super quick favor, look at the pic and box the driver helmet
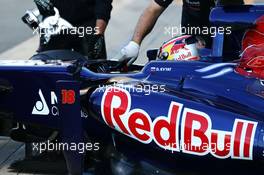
[236,15,264,79]
[242,15,264,50]
[236,44,264,79]
[158,35,200,61]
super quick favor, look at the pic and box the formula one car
[1,4,264,175]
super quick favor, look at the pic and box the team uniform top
[51,0,113,26]
[155,0,215,29]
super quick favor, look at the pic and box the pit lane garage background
[0,0,262,63]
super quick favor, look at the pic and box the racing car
[0,3,264,175]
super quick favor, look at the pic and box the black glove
[93,35,106,59]
[34,0,55,18]
[82,34,106,60]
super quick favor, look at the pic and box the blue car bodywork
[0,5,264,175]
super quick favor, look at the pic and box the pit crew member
[114,0,244,65]
[34,0,113,60]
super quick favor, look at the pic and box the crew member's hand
[113,41,140,66]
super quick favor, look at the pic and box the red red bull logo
[170,43,185,55]
[101,87,258,160]
[247,56,264,68]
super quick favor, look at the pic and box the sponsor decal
[32,89,59,116]
[32,89,76,116]
[101,87,258,160]
[32,89,50,115]
[185,0,200,6]
[150,67,172,72]
[247,56,264,68]
[172,47,193,61]
[170,43,185,55]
